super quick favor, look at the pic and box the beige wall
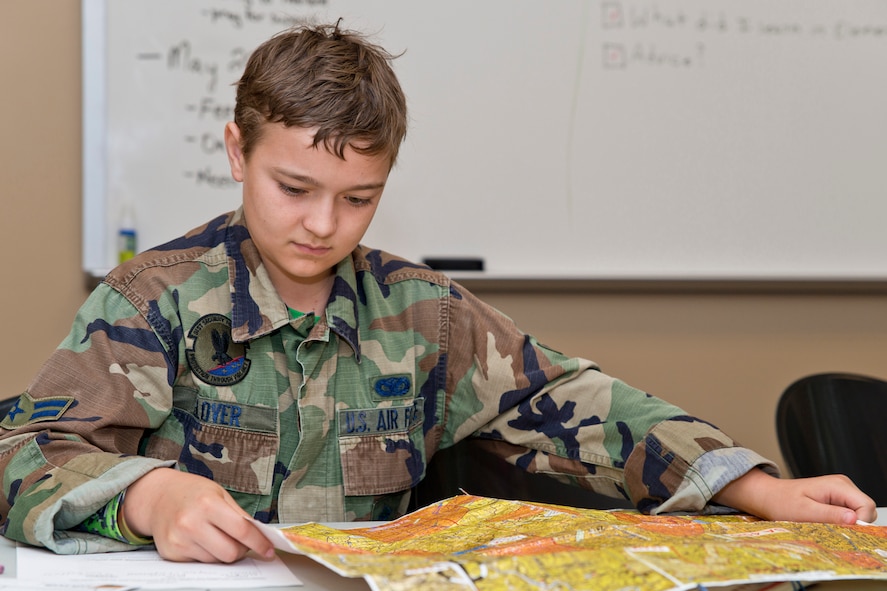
[1,1,85,390]
[4,1,887,477]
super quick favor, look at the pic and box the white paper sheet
[13,544,301,589]
[252,520,302,553]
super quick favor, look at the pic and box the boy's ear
[224,122,245,182]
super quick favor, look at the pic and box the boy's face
[224,122,390,293]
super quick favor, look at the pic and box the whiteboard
[83,0,887,280]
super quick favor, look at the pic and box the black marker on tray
[422,258,485,272]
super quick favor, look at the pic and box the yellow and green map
[262,495,887,591]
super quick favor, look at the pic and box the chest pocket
[338,398,426,496]
[144,387,278,496]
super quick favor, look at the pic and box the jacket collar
[224,208,362,360]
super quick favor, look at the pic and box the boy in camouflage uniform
[0,23,874,563]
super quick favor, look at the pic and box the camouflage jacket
[0,209,776,554]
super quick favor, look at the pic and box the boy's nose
[303,199,336,237]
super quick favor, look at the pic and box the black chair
[412,437,633,512]
[0,396,19,421]
[776,373,887,506]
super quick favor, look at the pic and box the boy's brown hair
[233,22,408,167]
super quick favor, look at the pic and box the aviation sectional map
[259,494,887,591]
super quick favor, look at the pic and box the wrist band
[117,489,153,545]
[76,490,153,545]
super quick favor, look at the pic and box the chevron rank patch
[0,392,75,429]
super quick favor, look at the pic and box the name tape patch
[338,398,424,437]
[173,388,278,433]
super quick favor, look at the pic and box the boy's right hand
[120,468,276,563]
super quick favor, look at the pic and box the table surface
[2,515,885,591]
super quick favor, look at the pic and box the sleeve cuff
[651,446,780,515]
[28,457,174,554]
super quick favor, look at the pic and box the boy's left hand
[712,468,877,525]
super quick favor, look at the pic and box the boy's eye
[279,183,306,197]
[346,195,373,207]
